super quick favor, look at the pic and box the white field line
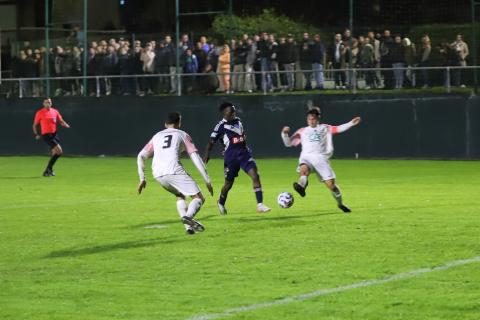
[188,256,480,320]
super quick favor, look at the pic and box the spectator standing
[268,34,280,90]
[245,38,257,93]
[299,41,313,90]
[232,39,247,92]
[164,35,178,94]
[278,35,297,90]
[310,34,326,89]
[417,35,432,88]
[390,35,406,89]
[380,30,394,89]
[258,32,273,92]
[182,48,198,93]
[451,34,469,87]
[367,31,381,88]
[330,33,347,89]
[403,38,416,88]
[358,37,375,89]
[140,42,156,95]
[218,44,232,94]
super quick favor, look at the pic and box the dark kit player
[33,98,70,177]
[204,102,271,214]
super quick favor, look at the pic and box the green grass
[0,157,479,320]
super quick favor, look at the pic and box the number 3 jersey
[141,128,198,178]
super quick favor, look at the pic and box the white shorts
[155,174,201,197]
[298,154,336,181]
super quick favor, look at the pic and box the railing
[0,66,478,98]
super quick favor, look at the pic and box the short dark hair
[307,107,321,117]
[219,101,235,112]
[165,112,181,124]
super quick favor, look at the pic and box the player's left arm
[57,113,70,128]
[137,140,154,194]
[330,117,361,134]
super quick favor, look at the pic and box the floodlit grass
[0,157,479,320]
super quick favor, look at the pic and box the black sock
[47,154,61,170]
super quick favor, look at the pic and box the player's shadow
[0,176,42,179]
[44,236,189,258]
[128,214,218,229]
[233,211,342,223]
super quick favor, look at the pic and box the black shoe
[43,169,53,177]
[293,182,306,197]
[191,219,205,232]
[338,204,351,213]
[186,228,195,235]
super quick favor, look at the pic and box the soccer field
[0,157,479,320]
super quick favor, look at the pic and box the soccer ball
[277,192,294,208]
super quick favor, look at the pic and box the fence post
[446,67,451,93]
[19,80,23,98]
[352,68,357,94]
[96,76,100,97]
[177,73,182,96]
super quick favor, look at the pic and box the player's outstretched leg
[217,180,233,215]
[247,168,271,213]
[293,165,309,197]
[325,179,351,213]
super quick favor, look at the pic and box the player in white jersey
[137,112,213,235]
[281,107,361,212]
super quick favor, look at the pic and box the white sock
[299,175,308,188]
[186,198,203,218]
[176,199,190,230]
[331,185,343,205]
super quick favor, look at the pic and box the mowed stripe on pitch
[188,256,480,320]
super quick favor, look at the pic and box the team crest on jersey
[308,127,327,142]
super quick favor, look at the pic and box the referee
[32,98,70,177]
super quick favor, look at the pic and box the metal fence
[0,66,477,99]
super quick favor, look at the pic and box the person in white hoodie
[281,107,361,212]
[137,112,213,234]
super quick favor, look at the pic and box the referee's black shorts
[42,132,60,149]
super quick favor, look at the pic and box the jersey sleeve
[55,110,63,122]
[137,138,154,181]
[290,128,303,146]
[142,139,154,157]
[182,133,198,155]
[328,121,354,135]
[34,111,41,125]
[209,122,224,143]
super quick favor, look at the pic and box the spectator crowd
[9,29,470,97]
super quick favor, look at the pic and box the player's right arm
[137,139,154,194]
[203,121,223,164]
[281,126,302,147]
[33,111,41,140]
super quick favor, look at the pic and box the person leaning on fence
[390,35,406,89]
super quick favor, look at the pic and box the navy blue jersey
[209,117,248,154]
